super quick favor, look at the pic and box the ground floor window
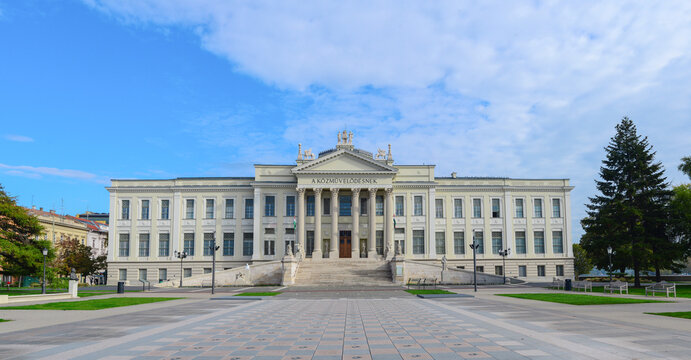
[184,233,195,256]
[476,266,484,273]
[264,239,275,256]
[553,231,563,253]
[138,269,147,281]
[376,230,384,255]
[119,268,127,280]
[139,234,150,257]
[159,233,170,257]
[204,268,212,274]
[537,265,546,277]
[534,231,545,254]
[223,232,234,256]
[556,265,564,276]
[435,232,445,255]
[518,265,527,277]
[495,266,503,276]
[243,233,253,256]
[306,231,314,257]
[413,230,424,254]
[184,268,192,278]
[491,231,502,254]
[453,232,465,255]
[515,231,526,254]
[203,233,215,256]
[473,231,484,254]
[158,268,167,282]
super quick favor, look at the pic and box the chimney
[39,207,43,211]
[49,210,55,214]
[451,172,457,178]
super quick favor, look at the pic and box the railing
[138,279,151,291]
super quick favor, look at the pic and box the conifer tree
[581,117,673,286]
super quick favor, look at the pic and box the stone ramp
[293,259,393,286]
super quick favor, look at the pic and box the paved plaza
[1,286,690,359]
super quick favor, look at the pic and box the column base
[329,249,339,259]
[368,250,379,259]
[312,249,323,259]
[351,249,360,259]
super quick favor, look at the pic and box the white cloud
[4,134,34,142]
[83,0,691,239]
[0,163,108,184]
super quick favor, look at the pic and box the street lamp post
[41,248,48,294]
[607,245,613,283]
[469,241,479,292]
[499,248,511,285]
[210,236,220,294]
[174,250,188,288]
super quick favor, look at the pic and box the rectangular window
[518,265,527,277]
[184,268,192,278]
[185,199,195,219]
[223,232,234,256]
[495,266,503,276]
[183,233,195,256]
[206,199,215,219]
[265,228,275,235]
[552,198,561,218]
[473,199,482,218]
[141,200,150,220]
[435,199,444,218]
[453,232,465,255]
[264,239,275,256]
[473,231,484,254]
[119,233,130,257]
[395,228,405,255]
[139,233,149,257]
[161,199,170,219]
[395,196,404,216]
[556,265,564,276]
[339,195,351,216]
[435,232,446,255]
[360,198,367,215]
[413,230,425,254]
[306,195,315,216]
[552,230,564,253]
[454,199,463,218]
[376,195,384,216]
[491,199,500,218]
[286,196,295,217]
[225,199,234,219]
[515,198,524,218]
[265,196,275,217]
[158,268,167,282]
[323,198,330,215]
[491,231,502,254]
[121,200,130,220]
[245,199,254,219]
[376,230,384,255]
[204,268,212,274]
[413,196,423,216]
[476,266,484,273]
[515,231,526,254]
[159,233,170,257]
[243,232,253,256]
[119,269,127,280]
[203,233,215,256]
[537,265,546,277]
[285,228,295,235]
[534,231,545,254]
[139,269,147,281]
[534,198,543,218]
[306,230,314,257]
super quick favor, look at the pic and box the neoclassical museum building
[107,131,574,284]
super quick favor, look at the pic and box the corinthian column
[351,188,361,258]
[297,188,305,258]
[313,188,323,259]
[330,188,340,259]
[368,188,377,258]
[385,188,394,259]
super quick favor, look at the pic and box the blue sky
[1,1,690,241]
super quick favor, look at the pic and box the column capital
[314,188,323,196]
[368,188,378,197]
[351,188,361,196]
[330,188,340,197]
[297,188,306,195]
[385,188,393,195]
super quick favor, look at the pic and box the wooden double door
[339,230,351,258]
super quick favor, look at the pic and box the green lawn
[0,297,182,310]
[406,289,456,295]
[234,292,282,296]
[497,293,669,305]
[0,289,142,298]
[0,319,10,322]
[646,311,691,319]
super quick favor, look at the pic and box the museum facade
[106,131,574,284]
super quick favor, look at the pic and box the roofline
[110,177,255,181]
[435,177,571,181]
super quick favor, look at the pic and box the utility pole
[469,241,479,292]
[211,236,220,294]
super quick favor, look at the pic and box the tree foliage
[581,117,675,286]
[0,184,55,276]
[572,243,593,277]
[54,238,107,277]
[679,156,691,180]
[669,184,691,260]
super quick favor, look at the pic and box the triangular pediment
[292,150,397,174]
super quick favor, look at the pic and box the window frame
[138,233,150,257]
[244,198,254,219]
[264,195,275,217]
[453,198,463,218]
[514,198,524,218]
[205,198,215,219]
[472,198,482,218]
[533,198,543,218]
[160,199,170,220]
[395,195,404,217]
[413,195,424,216]
[185,198,195,220]
[435,231,446,255]
[453,231,465,255]
[121,199,130,220]
[534,230,545,254]
[158,233,170,257]
[223,232,234,256]
[224,198,235,219]
[491,198,501,218]
[285,195,296,217]
[435,198,444,219]
[552,198,561,218]
[140,199,150,220]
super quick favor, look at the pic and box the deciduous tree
[572,243,593,278]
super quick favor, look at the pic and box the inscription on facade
[311,178,378,184]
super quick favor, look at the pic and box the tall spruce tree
[581,117,672,286]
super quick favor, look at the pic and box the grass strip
[0,297,182,310]
[406,289,456,295]
[0,319,10,322]
[646,311,691,319]
[234,292,281,296]
[497,293,668,305]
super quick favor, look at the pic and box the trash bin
[117,281,125,294]
[564,279,572,291]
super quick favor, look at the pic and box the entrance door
[339,230,351,258]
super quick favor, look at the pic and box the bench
[407,278,438,289]
[551,277,565,290]
[604,280,629,294]
[572,280,592,292]
[645,281,676,298]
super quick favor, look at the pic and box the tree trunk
[655,266,661,282]
[633,256,641,287]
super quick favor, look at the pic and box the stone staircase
[293,259,393,286]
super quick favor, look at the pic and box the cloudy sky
[1,1,690,240]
